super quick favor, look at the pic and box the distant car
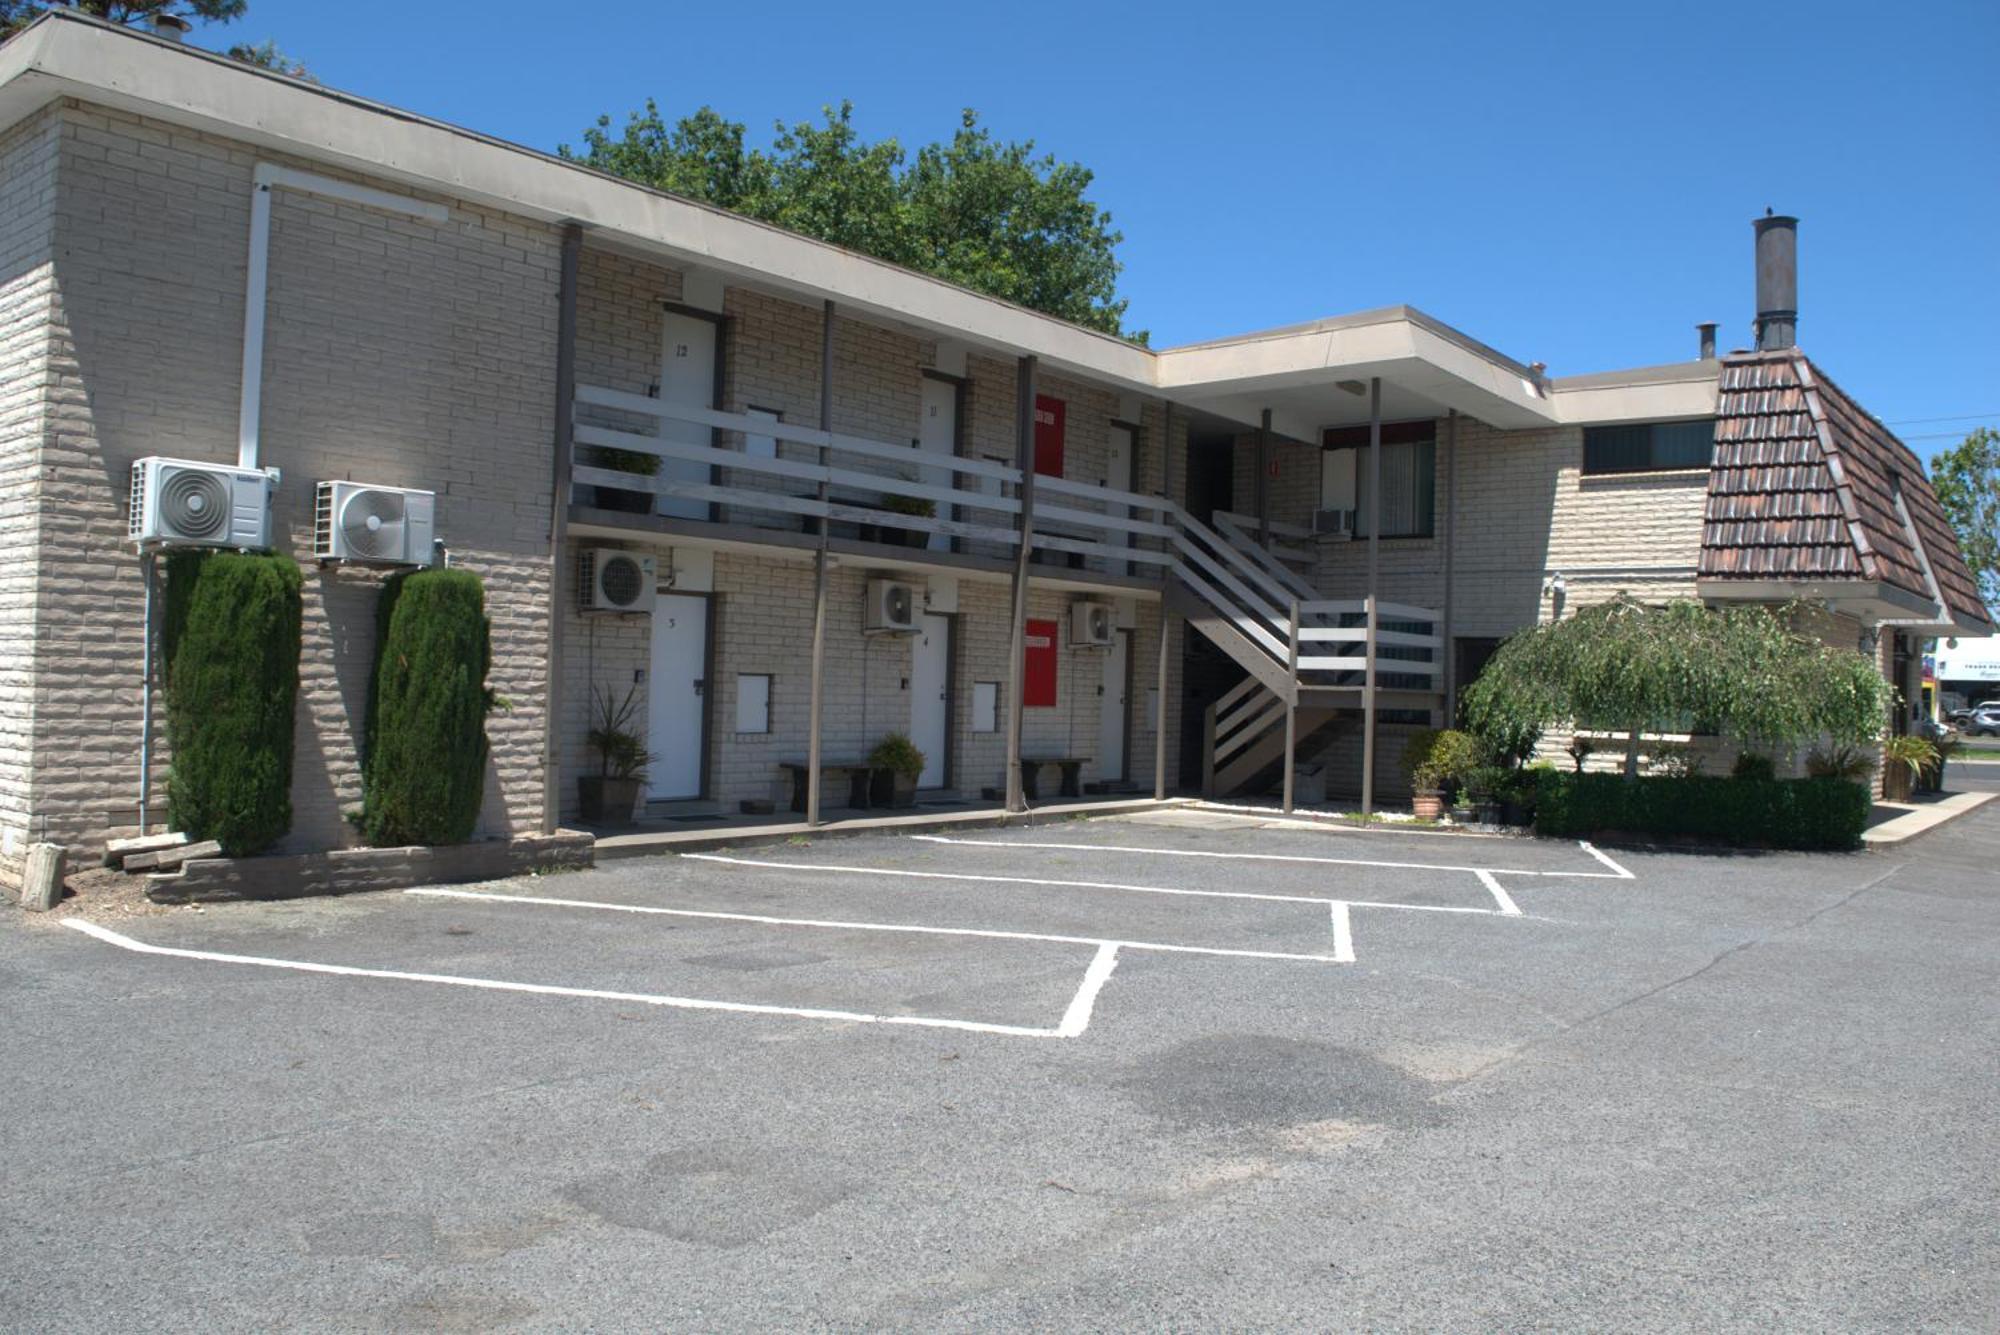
[1966,705,2000,737]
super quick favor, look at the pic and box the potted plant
[587,444,660,514]
[1402,728,1443,819]
[1880,734,1937,802]
[1465,764,1509,826]
[1426,729,1484,810]
[579,683,654,823]
[867,732,926,808]
[880,492,936,547]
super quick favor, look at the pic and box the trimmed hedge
[166,552,304,856]
[361,568,493,846]
[1533,771,1871,851]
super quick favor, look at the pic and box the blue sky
[233,0,1998,464]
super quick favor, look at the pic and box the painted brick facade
[38,101,556,856]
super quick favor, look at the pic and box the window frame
[1580,419,1716,476]
[1321,420,1437,539]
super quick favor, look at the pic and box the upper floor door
[918,375,959,553]
[656,308,719,521]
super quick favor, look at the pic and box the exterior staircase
[1155,508,1443,803]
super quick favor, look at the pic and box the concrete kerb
[1862,791,1997,847]
[590,798,1197,860]
[145,831,596,904]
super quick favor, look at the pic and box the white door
[917,376,958,552]
[656,310,718,521]
[1104,423,1134,571]
[910,612,950,789]
[1097,630,1129,784]
[648,593,707,799]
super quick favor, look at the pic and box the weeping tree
[1462,597,1891,778]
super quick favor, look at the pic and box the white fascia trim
[1550,374,1720,425]
[1,15,1157,394]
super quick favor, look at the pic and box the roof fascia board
[1550,373,1719,425]
[3,15,1157,392]
[1697,577,1941,621]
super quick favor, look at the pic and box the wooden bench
[778,762,874,813]
[1019,756,1086,801]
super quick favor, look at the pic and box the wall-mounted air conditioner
[1070,600,1115,649]
[1312,508,1356,540]
[129,456,274,550]
[314,481,436,565]
[864,577,918,634]
[578,548,656,614]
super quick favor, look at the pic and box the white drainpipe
[237,163,448,469]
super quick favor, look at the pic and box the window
[1582,420,1714,475]
[1322,422,1435,537]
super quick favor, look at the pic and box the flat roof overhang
[1696,576,1955,628]
[0,12,1728,438]
[1154,306,1560,440]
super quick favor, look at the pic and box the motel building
[0,12,1991,885]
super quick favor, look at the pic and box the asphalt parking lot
[4,804,1997,1330]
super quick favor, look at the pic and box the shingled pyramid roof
[1703,349,1992,631]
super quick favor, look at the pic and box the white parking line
[404,888,1351,964]
[1475,870,1523,917]
[682,852,1338,907]
[1579,842,1635,879]
[60,918,1109,1040]
[908,833,1623,880]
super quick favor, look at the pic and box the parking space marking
[404,888,1352,964]
[61,918,1107,1040]
[1476,870,1524,917]
[909,833,1625,880]
[1579,842,1635,878]
[681,852,1339,908]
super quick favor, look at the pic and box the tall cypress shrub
[361,568,494,846]
[165,552,304,856]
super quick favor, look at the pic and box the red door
[1034,395,1065,477]
[1023,618,1058,707]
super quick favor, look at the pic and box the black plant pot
[868,768,919,809]
[578,775,642,824]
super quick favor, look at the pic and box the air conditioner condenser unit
[578,548,657,614]
[129,456,274,550]
[1070,600,1115,649]
[864,577,918,634]
[314,480,437,565]
[1312,508,1356,540]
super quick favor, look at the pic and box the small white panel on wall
[1117,393,1143,424]
[1321,448,1357,511]
[926,575,959,614]
[932,340,968,379]
[735,674,771,734]
[680,269,726,313]
[665,546,714,592]
[1114,596,1139,630]
[972,681,999,733]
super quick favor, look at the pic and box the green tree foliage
[1930,426,1999,612]
[1,2,308,79]
[1462,597,1891,776]
[361,568,495,847]
[564,102,1139,340]
[165,551,302,856]
[1532,772,1870,850]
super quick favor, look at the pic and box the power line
[1886,412,2000,426]
[1901,429,1993,442]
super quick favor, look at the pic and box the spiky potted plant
[580,683,654,823]
[1880,734,1937,803]
[586,444,661,514]
[867,732,926,809]
[881,491,936,548]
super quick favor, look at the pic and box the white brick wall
[37,101,557,855]
[0,107,60,887]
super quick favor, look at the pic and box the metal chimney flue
[150,13,192,41]
[1753,211,1798,351]
[1696,322,1718,360]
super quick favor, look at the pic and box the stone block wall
[0,107,61,889]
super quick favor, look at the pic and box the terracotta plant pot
[1412,789,1443,820]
